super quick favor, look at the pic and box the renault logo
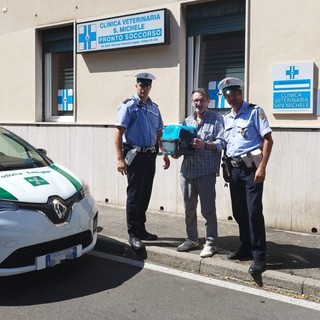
[52,199,67,219]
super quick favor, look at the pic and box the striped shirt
[180,109,225,179]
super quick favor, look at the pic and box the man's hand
[163,154,170,169]
[117,159,127,175]
[254,166,266,184]
[192,138,205,149]
[171,153,181,159]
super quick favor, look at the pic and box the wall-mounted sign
[58,89,73,111]
[272,62,314,114]
[76,9,169,53]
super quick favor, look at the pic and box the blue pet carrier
[161,125,197,155]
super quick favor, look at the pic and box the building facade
[1,0,320,234]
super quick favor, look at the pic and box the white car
[0,127,98,276]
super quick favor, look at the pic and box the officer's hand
[254,167,265,183]
[117,159,127,175]
[163,154,170,169]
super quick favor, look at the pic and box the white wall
[249,0,320,127]
[3,124,320,235]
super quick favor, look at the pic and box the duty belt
[124,144,157,153]
[136,146,157,153]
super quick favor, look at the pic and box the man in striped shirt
[173,88,225,258]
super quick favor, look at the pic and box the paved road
[0,252,319,320]
[95,203,320,300]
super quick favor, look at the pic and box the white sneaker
[200,238,216,258]
[177,239,199,252]
[200,245,216,258]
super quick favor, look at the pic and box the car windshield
[0,128,51,172]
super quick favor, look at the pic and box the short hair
[191,88,210,100]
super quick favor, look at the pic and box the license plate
[36,245,82,270]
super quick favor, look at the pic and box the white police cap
[134,72,156,84]
[218,77,244,94]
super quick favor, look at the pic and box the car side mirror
[37,148,47,156]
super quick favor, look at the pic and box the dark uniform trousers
[126,152,157,237]
[229,166,266,261]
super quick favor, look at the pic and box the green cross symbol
[25,176,49,186]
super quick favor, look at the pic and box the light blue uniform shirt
[116,94,164,147]
[223,101,272,157]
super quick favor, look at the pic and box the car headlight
[0,201,19,212]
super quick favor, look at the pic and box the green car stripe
[50,165,82,191]
[0,187,18,201]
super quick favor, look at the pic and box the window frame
[44,52,75,122]
[42,23,76,123]
[185,0,246,116]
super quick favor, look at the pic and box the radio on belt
[161,125,197,155]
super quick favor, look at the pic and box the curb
[95,234,320,301]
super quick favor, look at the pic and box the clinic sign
[272,62,314,114]
[76,9,169,53]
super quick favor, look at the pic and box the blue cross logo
[58,89,73,111]
[286,66,299,79]
[78,24,97,51]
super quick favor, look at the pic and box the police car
[0,127,98,276]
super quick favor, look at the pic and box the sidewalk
[95,203,320,301]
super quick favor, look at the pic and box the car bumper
[0,195,98,276]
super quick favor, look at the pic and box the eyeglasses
[192,98,207,103]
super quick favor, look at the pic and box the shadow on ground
[0,237,143,306]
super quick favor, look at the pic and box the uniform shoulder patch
[248,103,265,119]
[122,98,132,104]
[259,112,266,120]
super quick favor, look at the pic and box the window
[42,26,74,122]
[186,0,245,113]
[0,128,49,171]
[197,32,245,90]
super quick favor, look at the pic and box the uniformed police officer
[114,72,170,250]
[219,77,273,274]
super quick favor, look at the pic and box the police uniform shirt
[116,94,164,147]
[223,101,272,157]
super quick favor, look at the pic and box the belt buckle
[145,147,156,153]
[131,145,141,152]
[230,160,240,168]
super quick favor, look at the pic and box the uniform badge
[259,113,265,120]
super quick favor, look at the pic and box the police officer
[114,72,170,250]
[219,77,273,274]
